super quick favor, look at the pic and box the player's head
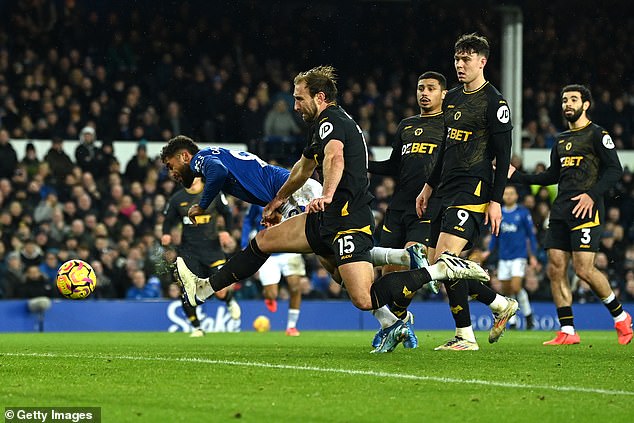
[454,33,489,85]
[293,65,338,122]
[503,185,519,207]
[160,135,200,188]
[561,84,592,124]
[417,71,447,113]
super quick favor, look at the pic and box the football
[253,315,271,332]
[56,259,97,299]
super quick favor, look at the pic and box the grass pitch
[1,331,632,422]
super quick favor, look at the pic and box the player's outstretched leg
[370,252,489,310]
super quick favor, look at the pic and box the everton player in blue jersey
[483,185,538,329]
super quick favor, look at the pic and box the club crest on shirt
[319,122,333,139]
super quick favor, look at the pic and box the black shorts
[379,208,429,248]
[305,205,375,266]
[434,189,488,250]
[178,246,226,278]
[543,214,603,252]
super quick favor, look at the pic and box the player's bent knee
[349,296,373,311]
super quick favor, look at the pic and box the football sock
[372,305,399,328]
[210,238,270,291]
[287,309,300,329]
[557,306,575,333]
[456,325,476,343]
[466,279,496,305]
[389,301,409,319]
[182,299,200,329]
[445,279,471,327]
[517,288,532,316]
[489,294,510,313]
[370,247,408,267]
[370,268,432,309]
[600,292,626,321]
[223,289,234,304]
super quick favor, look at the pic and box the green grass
[1,331,633,422]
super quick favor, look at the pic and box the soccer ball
[56,259,97,299]
[253,315,271,332]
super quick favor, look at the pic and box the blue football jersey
[190,147,290,209]
[488,204,538,260]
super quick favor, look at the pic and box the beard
[564,107,583,123]
[180,167,195,188]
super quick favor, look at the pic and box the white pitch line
[4,352,634,397]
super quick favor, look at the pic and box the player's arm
[509,146,560,186]
[368,128,402,175]
[308,140,344,213]
[416,137,445,217]
[189,159,228,221]
[570,133,622,219]
[263,155,316,225]
[486,130,512,235]
[586,133,623,204]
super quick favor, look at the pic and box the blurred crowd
[0,0,633,302]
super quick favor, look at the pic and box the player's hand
[416,184,433,218]
[308,195,333,213]
[508,164,517,179]
[261,210,282,227]
[262,196,286,225]
[571,193,594,219]
[486,201,502,236]
[187,204,205,224]
[218,231,233,248]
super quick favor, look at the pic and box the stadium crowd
[0,0,633,303]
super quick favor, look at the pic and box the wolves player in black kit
[510,84,632,345]
[370,33,518,351]
[162,177,241,336]
[368,71,447,348]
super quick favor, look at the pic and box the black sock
[467,279,497,305]
[222,289,234,305]
[557,306,574,328]
[370,268,432,309]
[445,279,471,327]
[182,298,200,329]
[389,302,410,319]
[211,238,270,291]
[603,296,624,318]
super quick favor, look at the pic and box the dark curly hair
[160,135,200,163]
[561,84,593,107]
[455,33,490,59]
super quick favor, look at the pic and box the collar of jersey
[463,81,489,95]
